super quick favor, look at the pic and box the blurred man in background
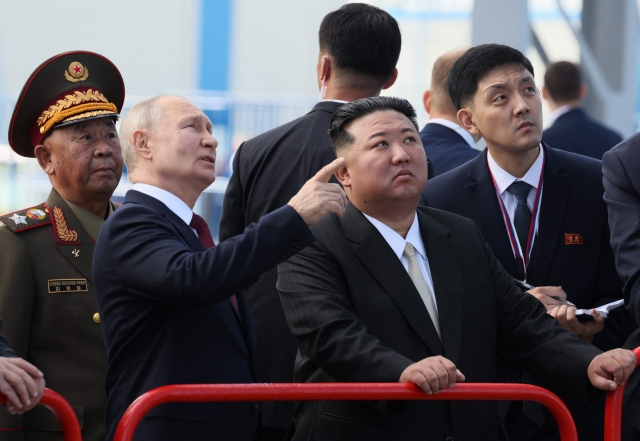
[420,48,481,176]
[219,4,404,439]
[0,51,125,441]
[542,61,622,159]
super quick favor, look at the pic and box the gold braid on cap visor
[36,89,117,135]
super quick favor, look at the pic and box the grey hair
[119,96,167,173]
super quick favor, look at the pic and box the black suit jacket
[420,122,480,176]
[94,190,314,441]
[543,108,622,160]
[220,101,434,429]
[422,145,630,440]
[277,203,601,441]
[0,319,16,358]
[603,133,640,430]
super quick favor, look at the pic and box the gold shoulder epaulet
[0,204,51,233]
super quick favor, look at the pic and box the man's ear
[34,144,54,176]
[579,83,588,101]
[457,108,480,135]
[320,55,331,82]
[382,68,398,90]
[132,130,153,160]
[423,90,432,114]
[334,155,351,188]
[541,85,550,100]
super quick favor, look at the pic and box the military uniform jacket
[0,189,114,441]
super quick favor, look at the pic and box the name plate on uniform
[48,278,88,293]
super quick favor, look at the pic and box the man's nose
[94,138,114,156]
[203,132,218,150]
[391,143,410,163]
[513,93,530,116]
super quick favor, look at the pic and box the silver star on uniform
[8,213,27,226]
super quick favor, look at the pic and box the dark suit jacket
[0,319,16,358]
[420,122,480,176]
[422,145,630,440]
[277,203,601,441]
[543,108,622,160]
[220,100,437,429]
[94,190,314,441]
[603,132,640,430]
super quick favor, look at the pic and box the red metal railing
[0,388,82,441]
[604,346,640,441]
[114,382,578,441]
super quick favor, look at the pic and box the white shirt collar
[427,118,476,149]
[362,212,426,261]
[487,145,544,195]
[322,99,349,104]
[547,104,573,127]
[132,183,193,226]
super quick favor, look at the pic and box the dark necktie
[190,213,240,317]
[507,181,533,277]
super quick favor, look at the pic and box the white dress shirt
[428,118,476,149]
[132,183,197,237]
[363,212,438,310]
[487,146,545,252]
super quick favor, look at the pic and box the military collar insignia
[52,205,80,244]
[0,203,52,232]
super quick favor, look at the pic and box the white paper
[574,299,625,319]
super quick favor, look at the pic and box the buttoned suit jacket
[94,190,314,441]
[419,123,480,176]
[543,108,622,160]
[602,133,640,430]
[421,145,631,440]
[0,189,112,441]
[277,203,600,441]
[220,99,436,429]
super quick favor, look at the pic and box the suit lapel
[342,204,444,356]
[463,152,521,277]
[47,190,96,285]
[527,145,570,283]
[416,209,464,364]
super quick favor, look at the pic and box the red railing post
[0,388,82,441]
[114,382,578,441]
[604,346,640,441]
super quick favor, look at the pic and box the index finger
[311,158,346,183]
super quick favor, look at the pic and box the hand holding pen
[514,279,576,310]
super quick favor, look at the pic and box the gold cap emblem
[65,61,89,82]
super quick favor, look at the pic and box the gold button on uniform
[93,312,101,324]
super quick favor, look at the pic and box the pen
[514,279,577,307]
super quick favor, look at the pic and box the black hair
[319,3,401,85]
[448,44,535,110]
[544,61,582,102]
[329,96,418,153]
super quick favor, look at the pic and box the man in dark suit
[542,61,622,160]
[422,44,631,441]
[0,51,125,441]
[603,133,640,438]
[277,96,636,441]
[94,95,347,441]
[420,48,481,176]
[219,5,407,439]
[0,319,44,416]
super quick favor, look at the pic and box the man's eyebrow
[367,127,415,140]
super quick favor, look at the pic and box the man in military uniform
[0,51,125,441]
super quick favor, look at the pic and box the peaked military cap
[8,51,125,157]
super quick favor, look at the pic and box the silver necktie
[403,242,441,339]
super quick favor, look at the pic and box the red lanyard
[488,154,545,280]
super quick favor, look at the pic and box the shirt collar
[428,118,476,149]
[322,99,349,104]
[362,212,426,261]
[547,104,573,127]
[132,183,193,226]
[487,145,544,195]
[61,197,110,241]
